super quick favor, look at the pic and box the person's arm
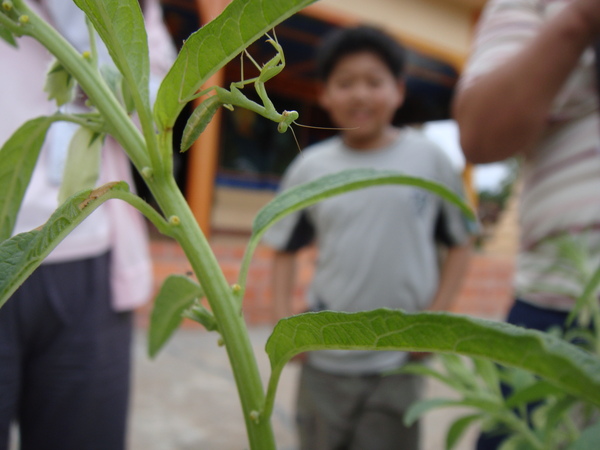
[454,0,600,163]
[271,250,298,322]
[428,240,473,312]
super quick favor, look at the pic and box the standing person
[454,0,600,448]
[263,25,474,450]
[0,1,175,449]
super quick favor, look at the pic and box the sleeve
[145,0,178,101]
[43,0,113,67]
[109,0,176,310]
[261,156,316,252]
[433,152,478,247]
[459,0,544,90]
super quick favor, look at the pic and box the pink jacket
[1,0,176,311]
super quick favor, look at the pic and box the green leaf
[154,0,318,130]
[238,168,475,291]
[0,182,129,309]
[404,397,497,427]
[569,420,600,450]
[498,434,531,450]
[499,366,537,394]
[180,95,221,152]
[538,395,578,436]
[73,0,149,111]
[0,22,17,47]
[440,354,481,392]
[99,64,135,114]
[446,414,482,450]
[505,380,565,409]
[398,362,466,392]
[0,117,53,242]
[473,357,501,396]
[148,275,204,358]
[404,398,463,426]
[567,263,600,327]
[44,59,76,106]
[58,127,103,203]
[254,169,474,233]
[262,309,600,419]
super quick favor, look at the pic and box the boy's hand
[409,351,432,362]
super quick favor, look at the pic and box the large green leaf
[261,310,600,419]
[148,274,204,358]
[72,0,149,111]
[153,0,318,130]
[0,117,53,242]
[238,168,475,290]
[254,169,474,232]
[0,182,129,309]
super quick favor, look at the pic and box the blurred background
[131,1,517,449]
[147,0,515,248]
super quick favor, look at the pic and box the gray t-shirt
[264,128,472,374]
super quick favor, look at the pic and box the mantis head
[277,110,299,133]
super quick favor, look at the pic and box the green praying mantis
[180,33,300,152]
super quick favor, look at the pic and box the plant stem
[15,4,277,447]
[151,175,276,449]
[51,112,105,134]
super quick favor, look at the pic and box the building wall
[181,0,487,233]
[312,0,484,68]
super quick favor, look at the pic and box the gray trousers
[296,363,423,450]
[0,253,133,450]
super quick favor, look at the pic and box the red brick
[139,238,516,327]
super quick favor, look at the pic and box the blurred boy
[264,26,473,450]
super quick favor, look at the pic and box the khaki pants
[296,363,423,450]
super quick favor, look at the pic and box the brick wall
[138,238,515,328]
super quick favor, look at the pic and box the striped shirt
[460,0,600,310]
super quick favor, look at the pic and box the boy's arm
[409,240,472,361]
[271,250,298,322]
[427,240,473,312]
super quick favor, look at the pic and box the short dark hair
[316,25,406,81]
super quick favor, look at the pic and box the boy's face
[319,51,405,148]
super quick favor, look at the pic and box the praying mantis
[180,33,300,152]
